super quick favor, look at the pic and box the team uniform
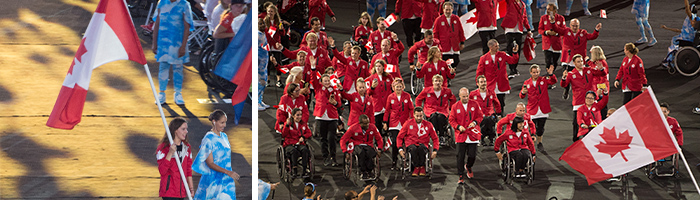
[519,74,557,138]
[449,99,484,178]
[560,67,606,141]
[476,51,519,114]
[615,55,648,104]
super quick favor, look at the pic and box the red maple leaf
[466,10,478,24]
[595,127,633,161]
[68,38,88,74]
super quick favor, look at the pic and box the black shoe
[562,91,570,100]
[276,80,284,88]
[391,161,397,170]
[324,158,331,166]
[537,142,544,150]
[331,157,339,167]
[361,172,368,179]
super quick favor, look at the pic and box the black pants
[389,130,400,163]
[496,94,506,116]
[505,32,523,74]
[318,119,338,159]
[428,112,448,137]
[478,30,497,55]
[407,144,428,167]
[509,149,532,171]
[600,105,609,120]
[285,145,311,173]
[623,91,642,105]
[532,118,547,137]
[268,51,284,77]
[544,50,561,72]
[375,113,385,136]
[456,143,478,175]
[480,115,497,141]
[214,38,230,54]
[402,18,423,47]
[163,197,184,200]
[572,110,579,142]
[443,54,460,69]
[354,145,377,173]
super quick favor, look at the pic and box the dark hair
[310,17,320,25]
[423,29,433,37]
[585,90,597,98]
[159,117,189,146]
[287,83,299,95]
[414,106,424,113]
[291,107,303,117]
[511,117,524,132]
[209,109,227,122]
[359,114,369,122]
[660,102,670,110]
[344,190,358,200]
[304,183,316,197]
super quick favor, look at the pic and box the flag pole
[144,64,193,200]
[647,87,700,195]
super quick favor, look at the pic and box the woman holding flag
[310,57,343,167]
[367,59,395,138]
[157,117,194,199]
[414,47,455,88]
[384,79,414,169]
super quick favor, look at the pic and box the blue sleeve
[258,179,271,200]
[192,133,214,175]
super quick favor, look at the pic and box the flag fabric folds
[559,87,679,185]
[214,13,252,106]
[523,34,537,61]
[47,0,147,129]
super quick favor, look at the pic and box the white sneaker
[258,104,266,111]
[156,92,165,104]
[584,9,591,16]
[174,92,185,105]
[635,37,648,44]
[261,101,271,108]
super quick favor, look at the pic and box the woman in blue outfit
[152,0,194,105]
[192,110,240,200]
[632,0,656,45]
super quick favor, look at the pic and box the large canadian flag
[460,0,507,41]
[47,0,147,129]
[560,87,679,185]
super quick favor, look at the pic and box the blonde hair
[286,66,304,84]
[358,12,373,29]
[426,46,441,63]
[625,43,638,55]
[590,46,606,61]
[371,59,389,76]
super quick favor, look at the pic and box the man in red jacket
[371,33,406,78]
[416,75,457,143]
[282,108,313,177]
[471,75,502,146]
[449,88,484,183]
[340,115,384,179]
[369,18,393,54]
[301,17,330,50]
[552,19,601,99]
[308,0,336,29]
[408,30,441,68]
[397,107,440,177]
[496,103,537,138]
[396,0,423,47]
[560,54,606,141]
[660,103,684,146]
[433,2,466,69]
[476,39,519,117]
[519,65,557,147]
[283,32,333,88]
[538,3,565,76]
[501,0,531,77]
[471,0,499,54]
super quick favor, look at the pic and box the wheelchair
[276,0,309,47]
[350,25,372,61]
[409,66,424,96]
[276,143,315,183]
[343,145,382,181]
[197,38,236,98]
[399,144,434,179]
[665,32,700,76]
[645,153,680,178]
[499,142,535,185]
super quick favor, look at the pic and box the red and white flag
[278,67,289,74]
[267,26,277,36]
[560,88,679,185]
[461,0,507,41]
[365,40,373,50]
[446,59,454,66]
[47,0,147,130]
[523,34,537,61]
[383,13,398,27]
[330,73,341,89]
[385,64,398,73]
[600,9,607,19]
[384,138,392,151]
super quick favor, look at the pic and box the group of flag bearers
[267,0,691,190]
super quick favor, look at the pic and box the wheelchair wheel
[288,30,302,47]
[373,154,381,180]
[343,153,352,180]
[410,70,424,96]
[401,153,412,179]
[198,42,236,98]
[526,155,535,185]
[276,146,285,180]
[674,47,700,76]
[426,151,433,179]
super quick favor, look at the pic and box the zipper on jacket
[166,175,171,191]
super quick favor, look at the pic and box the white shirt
[480,92,486,100]
[231,14,246,33]
[434,90,441,97]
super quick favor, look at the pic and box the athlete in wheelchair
[397,107,439,178]
[660,0,700,76]
[495,116,536,184]
[277,108,313,182]
[340,115,384,180]
[646,103,684,178]
[415,75,456,147]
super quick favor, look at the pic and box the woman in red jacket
[415,47,456,88]
[384,79,414,168]
[341,78,375,126]
[615,43,648,105]
[367,59,395,136]
[310,64,343,166]
[588,46,609,119]
[157,117,193,199]
[495,116,536,177]
[263,4,286,87]
[282,108,313,177]
[501,0,531,76]
[276,83,309,133]
[576,90,608,139]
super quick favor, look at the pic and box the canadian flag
[385,64,398,73]
[267,25,277,36]
[365,40,373,50]
[560,87,679,185]
[600,9,607,19]
[278,67,290,74]
[330,73,341,89]
[384,137,392,151]
[523,34,537,61]
[446,59,454,66]
[461,0,507,41]
[383,13,398,27]
[47,0,147,129]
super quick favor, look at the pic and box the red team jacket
[552,25,599,63]
[276,94,309,132]
[283,46,333,82]
[449,100,485,142]
[500,0,530,31]
[576,94,608,137]
[560,67,606,107]
[587,60,610,90]
[519,74,558,115]
[469,89,502,115]
[157,142,193,198]
[340,123,384,153]
[341,91,375,126]
[494,128,536,155]
[367,74,395,113]
[408,38,442,66]
[311,76,342,119]
[538,14,565,51]
[433,14,466,52]
[496,113,536,135]
[476,51,520,93]
[369,29,393,52]
[282,121,313,147]
[331,48,351,77]
[301,30,329,50]
[354,25,371,43]
[396,0,422,20]
[371,40,406,78]
[342,59,371,91]
[615,55,648,92]
[397,119,440,151]
[417,0,440,29]
[415,87,456,117]
[472,0,498,29]
[384,91,415,128]
[416,60,455,87]
[308,0,335,27]
[667,116,683,146]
